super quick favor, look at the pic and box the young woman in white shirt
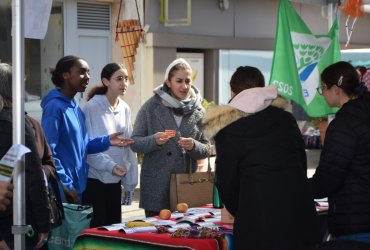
[83,63,138,227]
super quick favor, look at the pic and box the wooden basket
[116,19,143,84]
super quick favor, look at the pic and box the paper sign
[24,0,53,39]
[0,144,31,181]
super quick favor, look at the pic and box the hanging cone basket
[116,19,143,84]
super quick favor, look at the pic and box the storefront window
[0,2,63,121]
[219,49,370,106]
[219,50,273,104]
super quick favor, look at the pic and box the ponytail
[87,85,107,101]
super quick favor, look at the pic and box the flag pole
[328,2,334,29]
[11,0,28,248]
[327,2,336,124]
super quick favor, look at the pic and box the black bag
[44,170,64,229]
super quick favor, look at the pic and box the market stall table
[73,228,233,250]
[73,204,328,250]
[73,207,233,250]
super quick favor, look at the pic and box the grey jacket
[131,95,210,212]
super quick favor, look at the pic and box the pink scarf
[228,85,278,113]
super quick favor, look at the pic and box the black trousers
[145,210,159,218]
[82,178,122,228]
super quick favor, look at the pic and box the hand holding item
[35,232,49,249]
[164,130,176,138]
[109,132,135,147]
[70,188,80,204]
[0,181,13,211]
[178,137,195,151]
[109,131,124,146]
[0,240,10,250]
[112,165,127,177]
[155,132,170,145]
[120,138,135,147]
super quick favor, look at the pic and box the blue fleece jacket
[41,88,110,198]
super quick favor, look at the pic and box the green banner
[269,0,340,117]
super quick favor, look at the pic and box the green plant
[137,151,143,164]
[201,98,216,110]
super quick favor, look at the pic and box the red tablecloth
[74,227,232,250]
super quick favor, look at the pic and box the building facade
[1,0,370,120]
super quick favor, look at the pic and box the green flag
[269,0,340,117]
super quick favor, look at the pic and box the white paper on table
[119,226,157,234]
[170,212,185,219]
[195,222,217,228]
[167,223,192,229]
[187,207,220,214]
[151,220,176,226]
[98,224,124,231]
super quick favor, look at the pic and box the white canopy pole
[327,2,334,28]
[11,0,27,248]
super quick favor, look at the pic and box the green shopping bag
[48,203,93,250]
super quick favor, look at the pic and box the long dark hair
[230,66,265,95]
[321,61,370,100]
[87,62,125,101]
[51,55,83,87]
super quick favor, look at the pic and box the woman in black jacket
[202,66,321,250]
[0,63,50,249]
[310,61,370,244]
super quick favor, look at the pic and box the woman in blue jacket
[41,55,126,203]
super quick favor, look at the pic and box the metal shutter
[77,2,110,30]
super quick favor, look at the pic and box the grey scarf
[154,84,202,115]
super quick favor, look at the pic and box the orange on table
[159,209,172,220]
[164,130,176,138]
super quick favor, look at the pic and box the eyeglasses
[316,84,327,95]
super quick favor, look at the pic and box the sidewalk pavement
[121,188,145,222]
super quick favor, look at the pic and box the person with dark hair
[82,62,138,227]
[130,58,210,217]
[0,63,50,249]
[202,66,321,250]
[310,61,370,244]
[41,55,127,204]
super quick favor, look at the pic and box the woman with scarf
[202,66,321,250]
[130,58,210,217]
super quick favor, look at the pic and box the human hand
[70,188,80,204]
[155,132,170,145]
[0,240,10,250]
[112,165,127,177]
[178,137,195,151]
[35,232,49,249]
[0,181,13,211]
[109,132,134,147]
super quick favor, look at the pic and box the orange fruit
[159,209,172,220]
[176,203,189,213]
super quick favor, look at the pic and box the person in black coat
[0,63,50,249]
[310,61,370,244]
[202,66,321,250]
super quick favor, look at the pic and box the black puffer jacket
[310,98,370,236]
[203,98,321,250]
[0,108,50,233]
